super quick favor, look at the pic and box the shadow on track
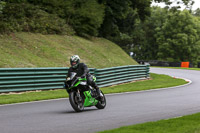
[66,108,98,113]
[47,108,99,114]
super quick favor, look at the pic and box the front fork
[76,89,83,102]
[77,89,80,97]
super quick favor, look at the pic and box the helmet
[70,55,80,68]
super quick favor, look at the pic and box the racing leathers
[67,63,101,97]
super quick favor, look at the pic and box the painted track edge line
[0,98,69,107]
[0,77,192,107]
[105,76,192,96]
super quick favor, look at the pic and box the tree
[99,0,151,39]
[99,0,194,56]
[193,8,200,16]
[99,0,130,38]
[139,7,168,60]
[155,10,200,65]
[1,0,105,36]
[153,0,194,10]
[0,1,6,14]
[63,0,105,37]
[128,7,169,60]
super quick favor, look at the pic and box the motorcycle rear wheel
[69,91,84,112]
[95,91,106,109]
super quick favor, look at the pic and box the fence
[137,60,196,68]
[0,65,149,93]
[95,65,149,87]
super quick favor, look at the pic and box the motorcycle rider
[67,55,102,99]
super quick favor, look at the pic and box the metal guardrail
[0,67,68,93]
[96,65,149,87]
[0,65,149,93]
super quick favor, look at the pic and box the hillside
[0,33,137,68]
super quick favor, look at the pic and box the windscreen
[69,72,77,80]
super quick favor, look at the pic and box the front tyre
[69,91,84,112]
[95,91,106,109]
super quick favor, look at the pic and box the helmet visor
[72,62,76,66]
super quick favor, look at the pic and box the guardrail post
[146,65,150,78]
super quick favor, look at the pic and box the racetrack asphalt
[0,68,200,133]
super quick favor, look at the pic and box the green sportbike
[64,72,106,112]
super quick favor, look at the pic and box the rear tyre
[95,91,106,109]
[69,91,84,112]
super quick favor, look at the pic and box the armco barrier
[0,67,68,93]
[0,65,149,93]
[95,65,149,87]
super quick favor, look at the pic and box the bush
[63,0,105,37]
[0,3,74,35]
[13,0,105,37]
[0,0,105,36]
[0,1,6,14]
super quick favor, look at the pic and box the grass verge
[0,32,137,68]
[98,112,200,133]
[0,73,188,105]
[101,73,188,94]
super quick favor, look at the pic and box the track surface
[0,68,200,133]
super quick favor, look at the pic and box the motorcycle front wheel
[95,91,106,109]
[69,91,84,112]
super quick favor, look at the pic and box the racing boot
[95,87,103,100]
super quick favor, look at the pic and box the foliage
[193,8,200,16]
[0,0,200,66]
[132,7,169,60]
[0,1,6,14]
[99,0,194,41]
[126,7,200,66]
[155,10,200,65]
[0,0,195,37]
[0,2,74,35]
[154,0,195,10]
[0,0,104,36]
[27,0,105,37]
[99,0,131,38]
[99,0,151,39]
[64,0,105,37]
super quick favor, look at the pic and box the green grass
[151,66,200,71]
[0,89,68,104]
[98,112,200,133]
[0,73,188,105]
[0,32,137,68]
[101,73,187,94]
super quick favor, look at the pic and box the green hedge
[0,0,105,36]
[0,3,74,35]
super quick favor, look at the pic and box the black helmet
[70,55,80,68]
